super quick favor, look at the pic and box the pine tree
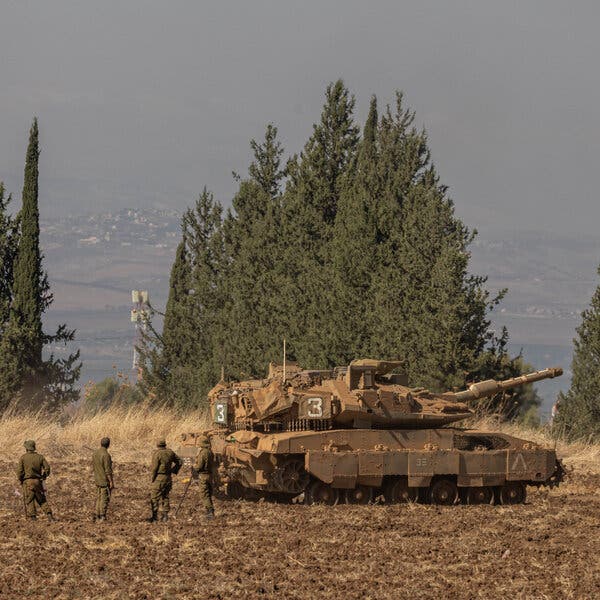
[280,80,360,367]
[162,238,194,366]
[140,189,225,410]
[0,119,80,412]
[147,83,537,418]
[327,96,378,364]
[221,124,287,378]
[364,94,519,402]
[554,266,600,441]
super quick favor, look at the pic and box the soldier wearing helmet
[16,440,54,521]
[194,434,215,519]
[92,437,114,522]
[148,438,182,522]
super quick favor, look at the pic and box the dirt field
[0,459,598,600]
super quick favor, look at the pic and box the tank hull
[179,427,563,505]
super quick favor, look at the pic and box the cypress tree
[0,119,80,412]
[0,183,18,332]
[10,119,47,369]
[554,266,600,441]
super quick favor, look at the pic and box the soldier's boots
[46,513,56,522]
[160,513,168,522]
[206,508,215,520]
[95,515,106,523]
[146,511,158,523]
[27,515,37,521]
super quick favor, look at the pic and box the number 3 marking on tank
[215,402,227,423]
[307,397,323,418]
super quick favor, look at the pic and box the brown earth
[0,460,598,600]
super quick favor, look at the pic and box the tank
[179,359,564,505]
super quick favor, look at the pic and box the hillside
[42,210,599,414]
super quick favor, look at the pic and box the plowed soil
[0,460,598,600]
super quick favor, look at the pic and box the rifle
[174,466,197,518]
[14,486,26,519]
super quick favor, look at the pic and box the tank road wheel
[307,481,339,506]
[384,478,418,504]
[225,481,245,500]
[278,459,310,495]
[465,486,494,505]
[344,485,373,505]
[428,478,459,506]
[499,482,527,505]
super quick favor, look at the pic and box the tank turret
[208,360,563,432]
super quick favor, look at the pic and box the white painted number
[307,397,323,418]
[215,402,226,423]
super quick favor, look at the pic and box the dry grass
[0,405,211,463]
[0,406,598,473]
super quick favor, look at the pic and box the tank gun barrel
[453,367,563,402]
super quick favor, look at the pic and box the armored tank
[179,359,564,505]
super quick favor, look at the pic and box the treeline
[140,80,538,417]
[0,120,80,413]
[555,266,600,442]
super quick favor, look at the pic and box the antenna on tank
[220,365,225,383]
[283,338,286,382]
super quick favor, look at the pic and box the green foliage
[554,266,600,442]
[140,189,225,410]
[221,124,287,378]
[143,82,536,417]
[0,183,19,331]
[82,376,143,415]
[0,119,80,412]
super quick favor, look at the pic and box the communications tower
[131,290,149,381]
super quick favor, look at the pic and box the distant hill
[42,210,598,415]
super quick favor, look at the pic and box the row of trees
[1,99,596,440]
[0,120,80,412]
[555,268,600,442]
[140,81,539,417]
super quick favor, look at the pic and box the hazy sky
[1,1,599,236]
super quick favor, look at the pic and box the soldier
[92,437,114,522]
[17,440,54,521]
[148,438,182,522]
[194,434,215,519]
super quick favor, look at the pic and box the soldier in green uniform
[92,437,114,522]
[16,440,54,521]
[148,438,182,522]
[194,434,215,519]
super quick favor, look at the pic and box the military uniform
[92,437,114,521]
[149,439,182,522]
[17,440,54,520]
[194,435,215,518]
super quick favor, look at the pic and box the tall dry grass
[0,408,598,472]
[0,405,211,463]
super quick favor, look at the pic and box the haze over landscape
[3,1,600,414]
